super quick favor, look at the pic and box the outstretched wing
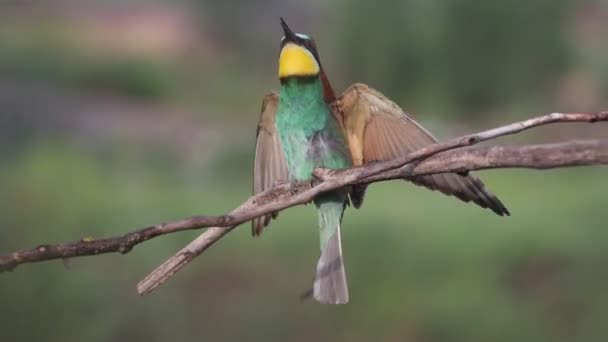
[337,83,509,216]
[252,92,290,236]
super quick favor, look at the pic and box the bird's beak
[280,17,299,44]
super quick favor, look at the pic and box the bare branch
[0,216,233,272]
[0,112,606,295]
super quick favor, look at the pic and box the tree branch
[135,112,608,295]
[0,112,606,295]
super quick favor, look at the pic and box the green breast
[275,77,351,181]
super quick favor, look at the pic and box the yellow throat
[278,43,319,78]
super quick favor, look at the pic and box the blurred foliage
[339,0,573,115]
[1,1,607,341]
[0,40,176,100]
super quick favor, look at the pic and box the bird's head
[278,18,336,101]
[278,18,322,79]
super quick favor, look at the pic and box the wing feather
[339,83,509,216]
[252,92,290,235]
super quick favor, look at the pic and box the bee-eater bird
[253,18,509,304]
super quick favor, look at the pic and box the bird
[252,18,509,304]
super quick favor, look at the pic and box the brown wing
[252,92,290,236]
[338,83,509,216]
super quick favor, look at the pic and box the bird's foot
[272,180,303,196]
[312,168,335,182]
[271,179,291,188]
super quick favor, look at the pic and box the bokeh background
[1,1,607,341]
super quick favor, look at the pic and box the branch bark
[0,112,606,294]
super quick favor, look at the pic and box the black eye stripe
[305,41,321,64]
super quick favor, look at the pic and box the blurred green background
[1,1,607,341]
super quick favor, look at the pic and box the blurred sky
[1,1,607,342]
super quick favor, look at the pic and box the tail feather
[313,195,349,304]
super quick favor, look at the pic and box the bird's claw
[272,179,300,196]
[271,179,290,188]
